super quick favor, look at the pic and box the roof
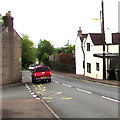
[82,34,88,39]
[89,33,120,45]
[112,33,120,44]
[89,33,105,45]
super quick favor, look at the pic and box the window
[96,63,100,71]
[83,61,85,68]
[87,43,90,51]
[87,63,91,73]
[35,67,50,72]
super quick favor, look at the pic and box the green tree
[0,13,3,25]
[37,39,54,64]
[54,45,75,54]
[65,44,75,53]
[22,34,36,69]
[54,47,65,54]
[42,53,49,65]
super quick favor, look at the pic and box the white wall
[107,45,119,53]
[75,33,119,79]
[84,34,104,79]
[75,37,84,75]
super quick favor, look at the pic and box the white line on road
[102,96,120,103]
[53,80,59,84]
[35,97,41,100]
[41,99,60,119]
[62,83,72,88]
[76,88,92,94]
[33,94,37,97]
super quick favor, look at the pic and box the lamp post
[101,0,106,80]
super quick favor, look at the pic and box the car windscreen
[29,65,35,67]
[35,67,50,72]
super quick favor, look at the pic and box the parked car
[31,66,52,83]
[29,65,35,71]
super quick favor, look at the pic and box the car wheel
[32,78,35,84]
[48,78,51,82]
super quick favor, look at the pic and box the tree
[0,13,3,25]
[54,45,75,54]
[65,44,75,53]
[22,34,36,68]
[37,39,54,64]
[42,53,49,65]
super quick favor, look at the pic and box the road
[23,71,119,118]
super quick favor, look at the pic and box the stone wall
[2,28,22,85]
[1,11,22,85]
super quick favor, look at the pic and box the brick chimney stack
[3,11,14,30]
[78,27,82,37]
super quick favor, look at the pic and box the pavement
[2,82,58,119]
[2,71,120,119]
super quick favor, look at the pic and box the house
[0,11,22,85]
[75,28,120,80]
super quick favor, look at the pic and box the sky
[1,0,119,47]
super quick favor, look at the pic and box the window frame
[96,63,100,71]
[87,43,90,51]
[87,63,91,73]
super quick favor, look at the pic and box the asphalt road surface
[23,71,119,118]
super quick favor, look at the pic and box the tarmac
[2,71,120,119]
[53,71,120,87]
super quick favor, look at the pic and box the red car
[31,66,52,83]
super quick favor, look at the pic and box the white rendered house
[75,30,120,79]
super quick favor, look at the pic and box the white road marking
[102,96,120,103]
[35,97,41,100]
[76,88,92,94]
[53,80,59,84]
[41,99,60,119]
[24,81,59,118]
[27,88,31,90]
[33,95,37,97]
[62,83,71,88]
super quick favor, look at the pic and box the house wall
[1,28,22,85]
[75,37,84,75]
[84,35,104,79]
[107,45,119,53]
[75,34,113,79]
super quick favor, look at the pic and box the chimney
[78,27,82,37]
[78,27,84,42]
[3,11,14,30]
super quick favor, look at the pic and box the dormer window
[87,43,90,51]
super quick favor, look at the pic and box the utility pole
[101,0,106,80]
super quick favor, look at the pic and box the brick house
[0,11,22,85]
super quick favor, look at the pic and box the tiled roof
[89,33,120,45]
[89,33,105,45]
[82,34,88,39]
[112,33,120,44]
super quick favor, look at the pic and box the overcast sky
[1,0,119,47]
